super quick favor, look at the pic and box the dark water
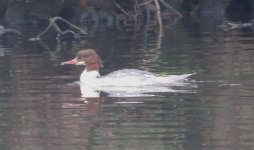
[1,15,254,150]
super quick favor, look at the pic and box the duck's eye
[76,56,81,60]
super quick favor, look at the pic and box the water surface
[0,15,254,150]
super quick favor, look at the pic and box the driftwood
[30,17,86,41]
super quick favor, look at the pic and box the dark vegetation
[0,0,253,24]
[226,0,253,22]
[0,0,253,40]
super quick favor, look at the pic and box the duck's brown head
[61,49,103,71]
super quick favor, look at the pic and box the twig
[219,20,253,31]
[0,25,22,36]
[0,29,22,36]
[36,18,55,38]
[138,0,153,6]
[56,17,85,33]
[159,0,182,18]
[34,17,86,40]
[154,0,163,36]
[112,0,130,17]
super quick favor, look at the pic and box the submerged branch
[219,20,254,31]
[0,25,22,36]
[33,17,86,40]
[56,17,85,33]
[112,0,130,17]
[159,0,182,18]
[154,0,163,36]
[138,0,153,6]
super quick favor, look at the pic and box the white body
[79,69,195,97]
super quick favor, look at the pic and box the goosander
[61,49,102,83]
[61,49,195,97]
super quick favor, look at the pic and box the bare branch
[159,0,182,18]
[138,0,153,7]
[154,0,163,36]
[112,0,131,16]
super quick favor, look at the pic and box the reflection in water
[0,15,254,150]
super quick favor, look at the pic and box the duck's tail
[175,73,196,82]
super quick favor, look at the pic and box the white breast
[80,70,100,86]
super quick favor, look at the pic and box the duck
[61,49,103,85]
[61,48,195,97]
